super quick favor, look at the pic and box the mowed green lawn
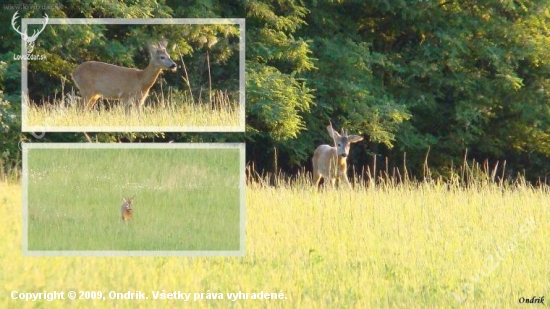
[25,145,242,252]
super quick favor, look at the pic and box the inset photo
[22,143,245,256]
[20,18,245,132]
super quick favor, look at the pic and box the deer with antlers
[312,123,364,189]
[71,41,177,114]
[11,11,49,54]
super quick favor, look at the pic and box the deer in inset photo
[120,196,134,223]
[71,41,177,114]
[312,123,364,189]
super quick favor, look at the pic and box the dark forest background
[0,0,549,183]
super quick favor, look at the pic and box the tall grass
[0,156,21,185]
[247,174,549,308]
[24,89,240,129]
[4,165,550,307]
[248,148,540,190]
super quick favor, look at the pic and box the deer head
[327,123,363,158]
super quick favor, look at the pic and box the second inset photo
[23,143,245,256]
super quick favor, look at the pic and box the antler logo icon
[11,11,48,54]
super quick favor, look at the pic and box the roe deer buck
[71,41,177,114]
[120,196,134,222]
[312,123,363,189]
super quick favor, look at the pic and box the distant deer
[71,41,177,114]
[312,123,364,189]
[120,196,134,222]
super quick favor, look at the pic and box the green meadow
[25,146,241,252]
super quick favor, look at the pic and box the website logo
[11,10,48,58]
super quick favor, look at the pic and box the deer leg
[340,169,352,188]
[85,98,97,110]
[125,103,132,115]
[312,158,319,188]
[338,169,351,188]
[84,94,99,111]
[123,96,133,115]
[313,173,322,190]
[327,170,336,189]
[136,96,146,116]
[78,96,89,111]
[77,91,90,110]
[330,177,336,188]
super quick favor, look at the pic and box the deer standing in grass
[120,196,134,223]
[312,123,364,189]
[71,41,177,114]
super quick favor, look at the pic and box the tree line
[1,0,549,182]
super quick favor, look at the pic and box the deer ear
[158,40,168,50]
[327,125,340,139]
[348,135,364,143]
[148,43,156,55]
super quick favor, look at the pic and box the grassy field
[3,176,549,308]
[25,145,242,252]
[23,94,242,130]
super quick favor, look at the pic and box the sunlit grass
[24,91,241,130]
[3,173,550,307]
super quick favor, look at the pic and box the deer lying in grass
[312,123,363,189]
[71,41,177,114]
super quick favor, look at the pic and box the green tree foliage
[0,0,549,181]
[356,0,550,177]
[243,1,316,169]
